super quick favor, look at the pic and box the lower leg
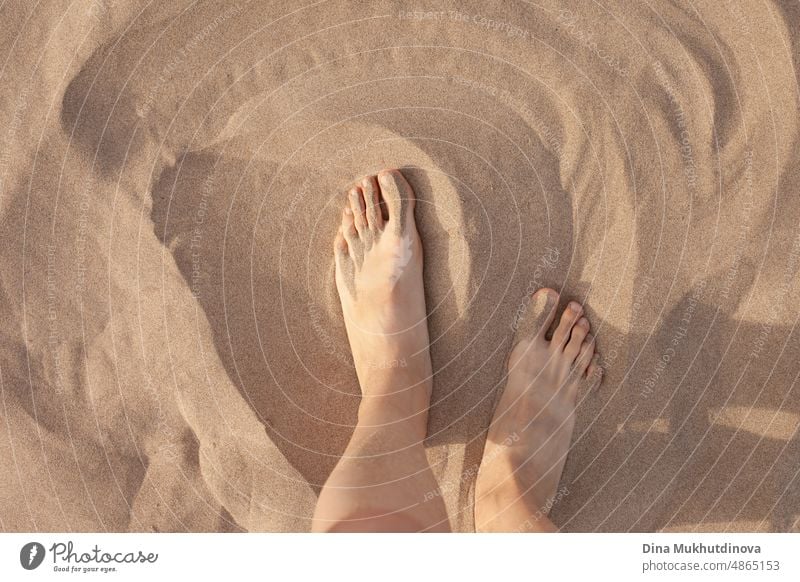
[313,392,448,532]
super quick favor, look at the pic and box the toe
[362,176,384,231]
[575,334,595,374]
[513,288,559,343]
[565,317,589,359]
[587,353,602,375]
[333,229,348,261]
[342,207,358,246]
[333,232,347,291]
[349,187,367,234]
[552,301,583,348]
[377,169,415,233]
[587,354,603,389]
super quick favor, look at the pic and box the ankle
[358,364,432,407]
[357,394,430,438]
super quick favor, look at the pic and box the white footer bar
[1,533,797,581]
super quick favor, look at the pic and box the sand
[1,0,799,532]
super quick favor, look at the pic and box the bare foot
[475,288,602,532]
[334,170,432,436]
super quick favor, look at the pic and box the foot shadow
[553,286,800,531]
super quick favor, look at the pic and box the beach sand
[1,0,798,532]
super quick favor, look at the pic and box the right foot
[475,288,603,532]
[333,170,432,436]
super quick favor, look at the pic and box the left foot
[333,170,432,433]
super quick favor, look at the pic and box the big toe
[377,169,415,234]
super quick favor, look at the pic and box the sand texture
[1,0,799,532]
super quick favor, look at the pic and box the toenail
[569,301,582,312]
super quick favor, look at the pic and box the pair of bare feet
[315,169,602,532]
